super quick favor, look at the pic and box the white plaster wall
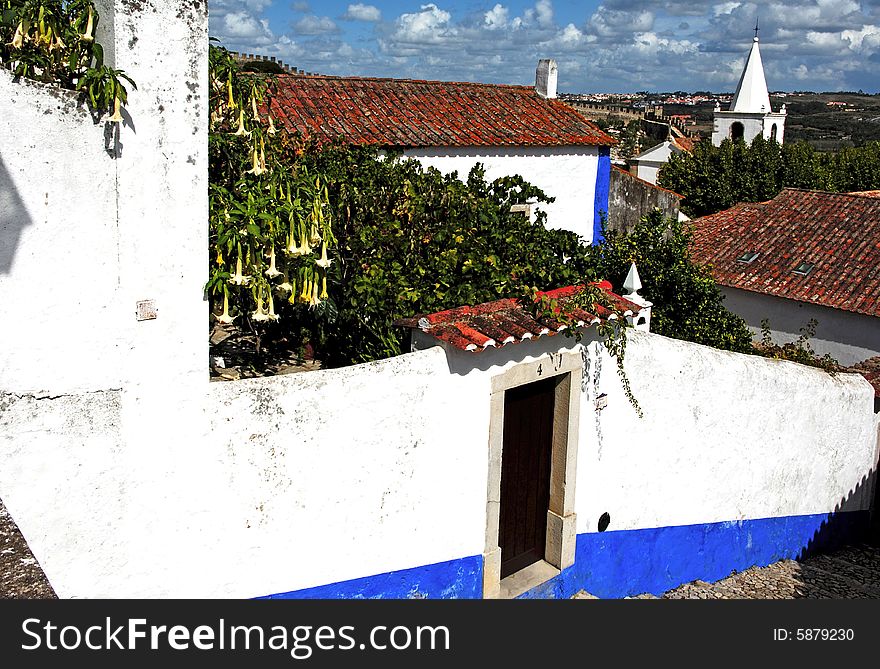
[635,161,661,185]
[0,73,123,394]
[712,113,764,146]
[722,286,880,366]
[577,331,877,534]
[404,146,600,242]
[0,349,489,598]
[0,0,208,395]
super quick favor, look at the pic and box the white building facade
[712,36,786,146]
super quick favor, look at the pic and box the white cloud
[484,4,509,30]
[291,1,311,12]
[343,3,382,22]
[292,15,340,35]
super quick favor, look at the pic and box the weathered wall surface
[722,286,880,366]
[0,0,208,395]
[0,349,490,598]
[607,167,680,234]
[404,146,601,243]
[0,74,122,394]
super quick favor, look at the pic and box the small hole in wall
[598,512,611,532]
[636,317,646,325]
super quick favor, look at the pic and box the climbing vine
[528,282,643,417]
[0,1,135,119]
[207,45,336,346]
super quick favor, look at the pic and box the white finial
[623,262,642,298]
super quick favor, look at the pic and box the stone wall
[607,166,681,234]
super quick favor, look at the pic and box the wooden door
[499,377,556,579]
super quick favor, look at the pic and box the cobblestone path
[575,543,880,599]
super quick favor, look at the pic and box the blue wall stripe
[258,555,483,600]
[517,510,869,599]
[255,511,868,600]
[592,147,611,245]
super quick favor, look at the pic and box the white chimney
[535,59,557,99]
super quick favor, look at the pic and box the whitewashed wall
[723,286,880,366]
[579,331,876,535]
[0,349,489,598]
[0,0,208,395]
[404,146,600,242]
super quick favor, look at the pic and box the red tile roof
[269,74,615,149]
[395,283,641,352]
[691,188,880,318]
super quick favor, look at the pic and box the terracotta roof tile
[691,189,880,318]
[270,74,615,148]
[395,283,640,352]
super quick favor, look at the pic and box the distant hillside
[660,92,880,150]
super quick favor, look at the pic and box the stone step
[804,554,880,594]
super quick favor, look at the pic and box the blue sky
[209,1,880,93]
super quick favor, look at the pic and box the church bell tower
[712,25,786,146]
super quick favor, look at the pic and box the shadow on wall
[0,155,32,274]
[801,464,880,556]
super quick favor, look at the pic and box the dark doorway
[730,122,745,142]
[499,377,556,579]
[770,123,778,141]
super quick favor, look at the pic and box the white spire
[730,37,772,114]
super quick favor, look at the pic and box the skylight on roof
[736,251,760,264]
[793,261,815,276]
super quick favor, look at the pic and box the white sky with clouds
[208,1,880,92]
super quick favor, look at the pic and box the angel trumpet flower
[10,22,24,49]
[315,243,332,269]
[267,115,277,136]
[80,7,95,42]
[320,275,328,300]
[299,276,311,304]
[214,293,237,324]
[309,278,321,308]
[245,146,266,176]
[250,94,260,120]
[228,255,251,286]
[276,271,293,295]
[267,292,280,321]
[108,96,124,123]
[233,109,250,136]
[265,246,281,278]
[251,288,270,322]
[285,230,304,256]
[227,77,236,109]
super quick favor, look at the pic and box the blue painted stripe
[592,147,611,245]
[517,510,870,599]
[258,555,483,600]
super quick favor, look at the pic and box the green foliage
[207,45,336,351]
[292,143,598,365]
[589,210,754,353]
[659,136,880,218]
[0,0,135,118]
[757,318,839,373]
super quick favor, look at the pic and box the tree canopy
[658,136,880,218]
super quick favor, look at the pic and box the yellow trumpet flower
[10,22,25,49]
[215,248,224,265]
[287,279,298,305]
[233,109,250,136]
[267,115,277,136]
[228,255,251,286]
[267,292,280,321]
[309,278,321,308]
[80,7,95,42]
[108,96,124,123]
[214,293,237,324]
[320,275,328,300]
[250,94,259,120]
[315,243,332,269]
[265,246,281,278]
[227,77,236,109]
[251,288,269,322]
